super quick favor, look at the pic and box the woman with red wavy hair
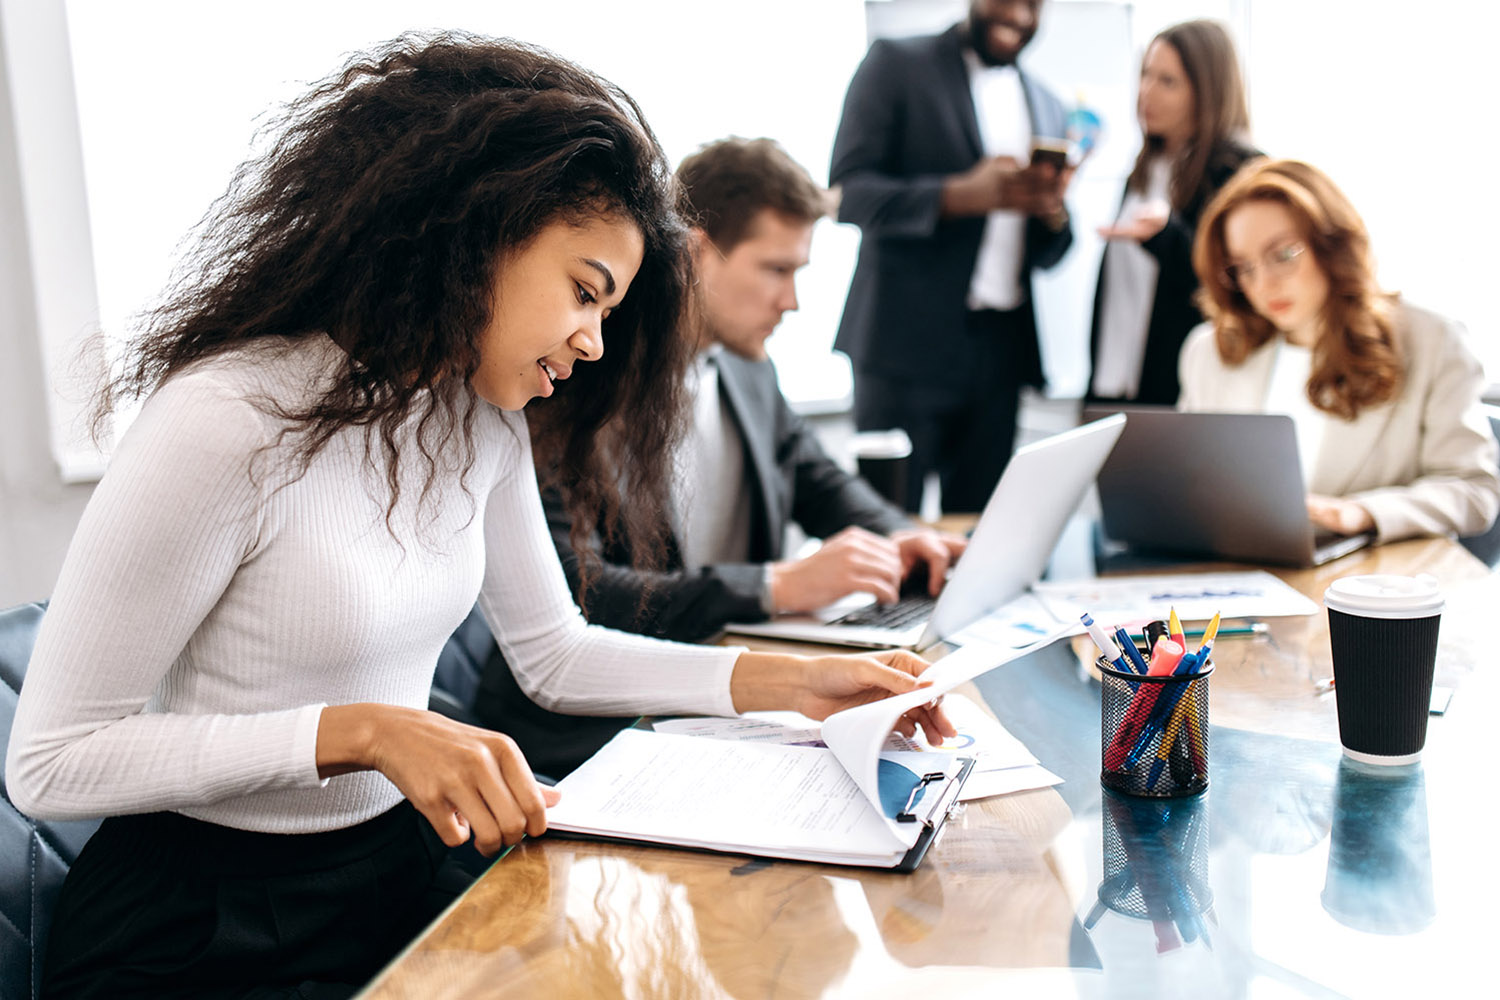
[1181,158,1499,541]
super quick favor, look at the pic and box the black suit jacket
[830,24,1074,387]
[472,352,912,777]
[1087,139,1262,405]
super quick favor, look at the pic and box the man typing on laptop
[469,138,965,776]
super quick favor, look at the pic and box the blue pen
[1128,644,1212,761]
[1125,649,1206,769]
[1126,650,1200,768]
[1113,626,1150,675]
[1145,699,1194,790]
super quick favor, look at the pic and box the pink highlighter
[1103,638,1185,770]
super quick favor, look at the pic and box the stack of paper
[652,693,1060,802]
[544,634,1066,870]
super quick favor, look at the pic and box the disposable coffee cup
[852,429,912,511]
[1323,574,1443,765]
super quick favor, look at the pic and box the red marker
[1104,638,1184,770]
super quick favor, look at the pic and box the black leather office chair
[1,602,101,1000]
[1459,407,1500,567]
[428,606,492,728]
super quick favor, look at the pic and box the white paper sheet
[896,694,1061,801]
[959,765,1064,800]
[944,591,1072,648]
[547,729,923,866]
[820,630,1071,818]
[1032,570,1319,624]
[655,695,1057,803]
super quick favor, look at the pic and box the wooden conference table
[361,537,1497,999]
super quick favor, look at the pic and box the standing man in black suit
[470,138,966,777]
[831,0,1074,514]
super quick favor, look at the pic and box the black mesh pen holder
[1098,788,1214,928]
[1098,655,1212,798]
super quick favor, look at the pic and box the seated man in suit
[471,137,966,777]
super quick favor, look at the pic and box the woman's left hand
[730,649,957,745]
[1098,208,1169,243]
[1307,493,1376,535]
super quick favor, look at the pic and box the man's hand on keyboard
[890,529,969,597]
[768,526,903,612]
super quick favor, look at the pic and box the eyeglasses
[1220,241,1306,289]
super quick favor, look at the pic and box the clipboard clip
[896,771,949,823]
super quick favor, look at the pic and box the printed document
[546,631,1062,868]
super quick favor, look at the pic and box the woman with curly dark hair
[7,33,950,998]
[1181,158,1499,542]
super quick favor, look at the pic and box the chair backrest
[428,605,492,728]
[1459,407,1500,567]
[1,602,101,1000]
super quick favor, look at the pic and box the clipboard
[544,729,978,872]
[890,755,976,873]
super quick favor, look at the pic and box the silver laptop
[723,415,1126,650]
[1084,406,1373,567]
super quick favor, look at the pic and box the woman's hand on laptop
[768,527,903,611]
[891,529,969,596]
[728,649,956,745]
[1307,493,1376,535]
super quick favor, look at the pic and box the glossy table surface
[361,537,1498,999]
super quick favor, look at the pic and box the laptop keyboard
[831,594,936,629]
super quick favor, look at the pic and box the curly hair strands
[96,31,695,583]
[1192,158,1401,420]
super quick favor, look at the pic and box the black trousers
[853,308,1033,514]
[42,801,483,999]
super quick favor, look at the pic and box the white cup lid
[1324,574,1444,619]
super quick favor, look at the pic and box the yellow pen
[1147,697,1192,788]
[1168,607,1185,646]
[1180,609,1215,775]
[1182,694,1206,773]
[1196,612,1220,653]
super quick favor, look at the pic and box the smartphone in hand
[1029,138,1069,172]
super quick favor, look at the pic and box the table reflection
[860,815,1099,972]
[1089,790,1213,952]
[1322,759,1435,935]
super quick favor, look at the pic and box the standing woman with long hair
[6,34,951,998]
[1182,158,1499,541]
[1088,19,1261,405]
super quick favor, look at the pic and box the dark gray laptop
[1083,406,1373,568]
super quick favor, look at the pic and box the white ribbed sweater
[6,337,740,833]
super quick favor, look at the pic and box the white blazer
[1178,301,1500,543]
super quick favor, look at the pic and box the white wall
[4,0,1497,605]
[1245,0,1500,369]
[2,0,871,604]
[62,0,871,417]
[0,15,94,606]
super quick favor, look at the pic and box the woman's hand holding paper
[728,649,956,745]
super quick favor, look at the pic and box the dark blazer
[1087,139,1262,405]
[472,351,912,777]
[830,24,1074,387]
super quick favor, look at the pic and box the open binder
[544,633,1067,870]
[545,729,974,870]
